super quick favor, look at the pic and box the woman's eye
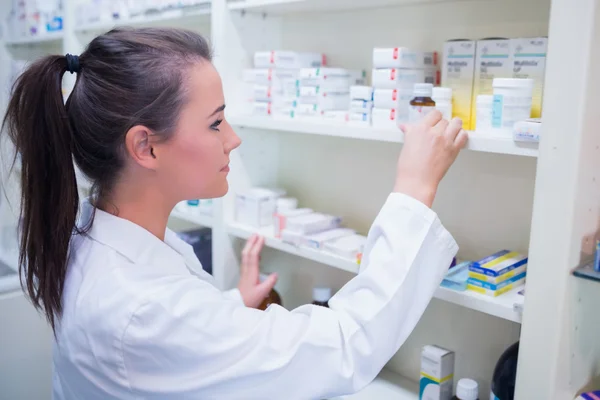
[210,119,223,131]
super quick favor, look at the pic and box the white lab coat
[52,193,457,400]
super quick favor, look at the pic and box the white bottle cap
[313,287,332,302]
[456,378,479,400]
[432,87,452,100]
[413,83,433,97]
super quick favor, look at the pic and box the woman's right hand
[395,111,467,207]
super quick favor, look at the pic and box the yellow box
[442,40,476,129]
[471,38,512,130]
[511,37,548,118]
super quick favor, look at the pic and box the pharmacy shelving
[227,0,451,14]
[228,115,539,157]
[170,209,214,227]
[332,368,418,400]
[73,4,211,33]
[5,32,64,46]
[226,221,525,323]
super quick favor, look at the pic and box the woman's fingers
[455,129,469,148]
[420,109,443,128]
[445,117,463,141]
[241,234,258,269]
[433,118,449,134]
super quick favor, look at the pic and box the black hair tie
[65,54,80,74]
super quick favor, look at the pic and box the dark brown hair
[1,27,212,332]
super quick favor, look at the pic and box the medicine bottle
[312,287,332,307]
[452,378,479,400]
[258,274,282,310]
[432,87,453,121]
[409,83,436,122]
[490,341,519,400]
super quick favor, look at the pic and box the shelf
[228,116,539,158]
[228,0,456,15]
[74,5,211,33]
[170,210,214,227]
[331,369,418,400]
[5,32,64,46]
[227,222,360,274]
[227,222,525,323]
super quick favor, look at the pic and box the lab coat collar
[79,200,191,275]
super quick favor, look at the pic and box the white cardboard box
[254,51,324,69]
[372,68,436,89]
[373,47,438,69]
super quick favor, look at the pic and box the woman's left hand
[238,234,278,308]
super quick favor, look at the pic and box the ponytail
[2,56,80,332]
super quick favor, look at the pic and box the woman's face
[155,61,241,202]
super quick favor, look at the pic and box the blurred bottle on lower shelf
[490,341,519,400]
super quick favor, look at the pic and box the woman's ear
[124,125,159,170]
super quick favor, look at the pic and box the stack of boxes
[296,68,366,122]
[243,51,325,118]
[467,250,527,297]
[235,187,366,264]
[371,47,438,129]
[442,37,548,131]
[347,85,374,127]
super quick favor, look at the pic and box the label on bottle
[490,391,500,400]
[409,105,435,122]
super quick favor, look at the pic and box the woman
[3,28,467,399]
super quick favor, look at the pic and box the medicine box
[373,48,438,69]
[274,208,313,238]
[298,95,350,112]
[285,213,342,235]
[348,112,371,127]
[420,345,454,400]
[467,277,525,297]
[350,85,373,101]
[511,37,548,118]
[372,108,400,130]
[324,234,367,260]
[442,40,476,129]
[468,264,527,284]
[372,68,436,89]
[243,68,301,85]
[469,250,528,277]
[252,101,272,116]
[373,88,413,110]
[303,228,356,250]
[254,51,324,69]
[235,188,279,228]
[321,110,349,123]
[513,118,542,142]
[467,271,526,291]
[350,99,373,113]
[440,261,471,291]
[471,38,511,130]
[300,68,365,82]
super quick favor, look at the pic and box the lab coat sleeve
[222,288,245,305]
[122,193,458,400]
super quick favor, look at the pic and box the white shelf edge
[226,222,359,273]
[5,33,64,46]
[331,368,418,400]
[226,221,524,323]
[228,115,539,158]
[170,210,214,227]
[74,5,211,33]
